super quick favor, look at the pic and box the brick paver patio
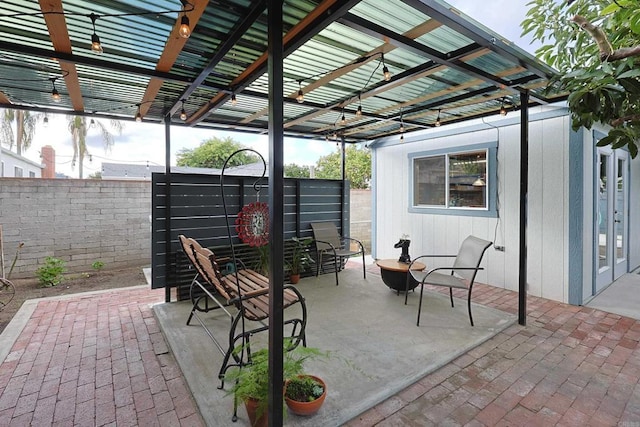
[0,287,203,426]
[2,266,640,426]
[347,265,640,426]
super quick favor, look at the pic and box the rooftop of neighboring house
[101,161,268,180]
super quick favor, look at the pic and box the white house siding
[372,109,574,303]
[0,148,42,178]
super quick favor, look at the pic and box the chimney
[41,145,55,178]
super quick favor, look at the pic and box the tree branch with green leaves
[522,0,640,156]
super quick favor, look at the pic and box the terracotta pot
[244,398,268,427]
[290,274,301,284]
[285,375,327,416]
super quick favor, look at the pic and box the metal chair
[405,236,492,326]
[310,222,365,286]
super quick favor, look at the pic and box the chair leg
[315,251,321,277]
[404,273,411,305]
[361,251,366,279]
[416,283,425,326]
[449,287,454,307]
[334,256,340,286]
[467,288,474,327]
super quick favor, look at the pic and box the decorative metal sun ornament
[235,201,269,247]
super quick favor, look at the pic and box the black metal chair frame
[404,236,492,327]
[310,222,366,286]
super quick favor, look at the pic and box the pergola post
[163,115,172,303]
[340,137,346,233]
[267,1,285,425]
[518,90,529,326]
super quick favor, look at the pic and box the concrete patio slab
[153,267,515,426]
[587,271,640,320]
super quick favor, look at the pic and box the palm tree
[0,109,41,155]
[67,116,123,179]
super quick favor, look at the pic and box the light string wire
[248,51,386,90]
[329,53,384,137]
[0,2,194,20]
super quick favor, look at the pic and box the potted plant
[284,374,327,416]
[286,237,315,284]
[225,341,327,426]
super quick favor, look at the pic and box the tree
[314,145,371,189]
[284,163,310,178]
[522,0,640,156]
[0,109,42,155]
[176,137,258,169]
[67,116,123,179]
[88,171,102,180]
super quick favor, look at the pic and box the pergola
[0,0,567,424]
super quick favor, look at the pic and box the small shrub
[285,375,324,402]
[35,257,66,287]
[91,260,105,271]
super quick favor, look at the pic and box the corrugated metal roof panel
[0,0,566,141]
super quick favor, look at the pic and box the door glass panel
[615,157,625,262]
[598,154,609,271]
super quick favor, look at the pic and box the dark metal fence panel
[151,173,348,293]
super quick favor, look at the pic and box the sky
[22,0,540,179]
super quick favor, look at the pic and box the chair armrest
[422,266,484,276]
[342,237,364,251]
[230,287,269,304]
[313,239,337,253]
[408,255,456,269]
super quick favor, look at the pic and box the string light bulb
[180,99,187,121]
[356,94,362,117]
[340,109,346,126]
[90,118,96,128]
[400,110,404,133]
[50,78,61,102]
[43,115,49,127]
[89,14,103,53]
[435,109,441,127]
[178,0,191,39]
[499,97,507,116]
[179,15,191,38]
[231,93,237,106]
[296,81,304,103]
[381,53,391,82]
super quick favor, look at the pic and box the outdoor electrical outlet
[494,245,505,252]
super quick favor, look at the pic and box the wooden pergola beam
[39,0,84,112]
[139,0,210,118]
[187,0,347,124]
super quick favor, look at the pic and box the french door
[595,147,629,294]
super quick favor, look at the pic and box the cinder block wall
[0,179,150,278]
[0,179,370,278]
[350,189,371,252]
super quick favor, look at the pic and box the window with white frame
[14,166,23,177]
[410,143,497,217]
[29,171,36,178]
